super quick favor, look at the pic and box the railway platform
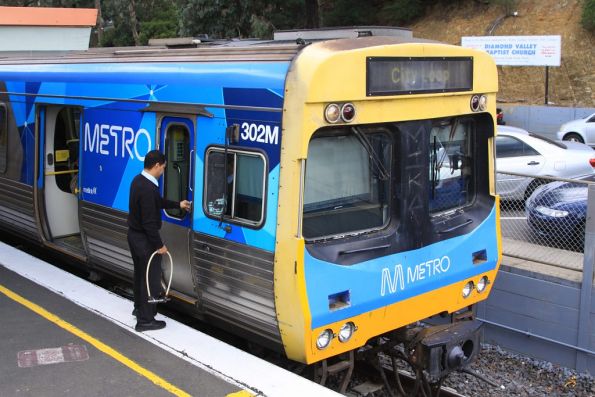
[0,241,339,397]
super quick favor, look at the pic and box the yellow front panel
[274,37,500,363]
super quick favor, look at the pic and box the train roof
[0,26,439,65]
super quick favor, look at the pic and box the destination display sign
[366,57,473,96]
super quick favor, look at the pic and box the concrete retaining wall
[499,105,595,140]
[477,264,595,374]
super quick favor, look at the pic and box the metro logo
[84,122,152,161]
[380,256,451,297]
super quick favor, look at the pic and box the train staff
[127,150,192,332]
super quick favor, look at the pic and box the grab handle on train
[146,250,173,304]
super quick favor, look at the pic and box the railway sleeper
[316,350,355,394]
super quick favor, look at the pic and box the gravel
[443,344,594,396]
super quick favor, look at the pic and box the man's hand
[157,245,168,255]
[180,200,192,212]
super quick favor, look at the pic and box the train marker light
[324,103,341,123]
[470,95,480,112]
[316,329,334,350]
[338,322,356,343]
[340,103,356,122]
[476,276,489,293]
[462,281,474,298]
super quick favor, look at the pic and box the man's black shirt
[127,173,178,250]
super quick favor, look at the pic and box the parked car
[496,126,595,200]
[496,107,506,125]
[556,113,595,146]
[525,175,595,251]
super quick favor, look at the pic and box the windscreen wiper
[351,126,390,181]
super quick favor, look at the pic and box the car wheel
[563,132,584,143]
[524,178,546,201]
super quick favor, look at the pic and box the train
[0,27,501,387]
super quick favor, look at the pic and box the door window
[53,107,80,194]
[163,124,190,219]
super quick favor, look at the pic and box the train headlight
[476,276,489,293]
[478,95,487,111]
[324,104,341,123]
[316,329,334,350]
[338,322,356,343]
[462,281,474,298]
[470,94,487,112]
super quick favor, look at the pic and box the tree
[99,0,179,47]
[179,0,306,39]
[305,0,319,28]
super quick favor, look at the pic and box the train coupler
[406,320,482,383]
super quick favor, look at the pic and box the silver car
[496,126,595,200]
[556,113,595,146]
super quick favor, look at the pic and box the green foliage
[179,0,252,38]
[321,0,385,26]
[381,0,425,25]
[100,0,179,46]
[582,0,595,32]
[321,0,427,27]
[179,0,304,39]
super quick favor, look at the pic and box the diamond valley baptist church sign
[461,35,561,67]
[461,35,561,104]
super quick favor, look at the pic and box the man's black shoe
[135,320,166,332]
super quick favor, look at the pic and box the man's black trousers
[127,230,162,323]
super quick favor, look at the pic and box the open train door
[37,106,84,255]
[158,116,195,300]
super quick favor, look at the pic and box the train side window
[204,148,266,227]
[0,104,7,173]
[163,123,190,219]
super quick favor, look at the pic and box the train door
[159,117,195,297]
[38,106,83,254]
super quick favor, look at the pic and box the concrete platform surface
[0,241,340,397]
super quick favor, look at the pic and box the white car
[496,126,595,200]
[556,113,595,146]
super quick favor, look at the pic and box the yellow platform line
[0,283,191,397]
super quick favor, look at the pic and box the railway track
[341,353,468,397]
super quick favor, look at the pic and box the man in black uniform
[127,150,191,332]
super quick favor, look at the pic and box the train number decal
[240,122,279,145]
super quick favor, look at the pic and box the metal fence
[480,173,595,373]
[497,171,590,270]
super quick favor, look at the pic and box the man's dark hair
[144,150,166,170]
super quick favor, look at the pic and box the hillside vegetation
[408,0,594,107]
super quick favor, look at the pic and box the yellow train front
[274,35,501,378]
